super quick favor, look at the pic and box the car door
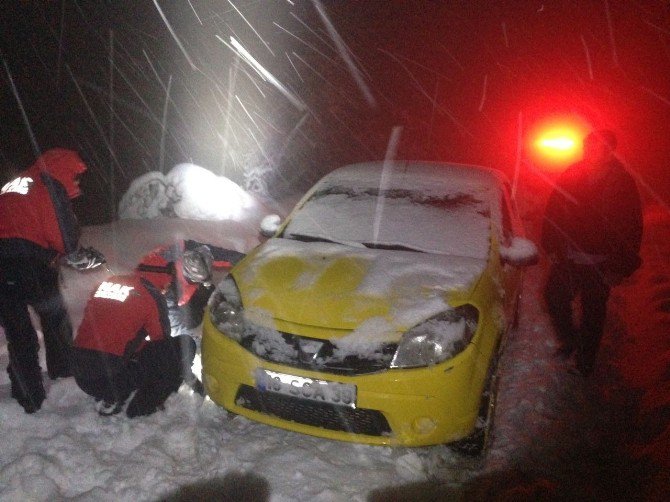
[499,182,525,327]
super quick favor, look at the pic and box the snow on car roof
[284,161,503,260]
[316,161,506,198]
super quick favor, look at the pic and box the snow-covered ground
[1,166,668,500]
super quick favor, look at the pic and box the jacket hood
[30,149,87,198]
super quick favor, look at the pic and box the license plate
[255,369,357,408]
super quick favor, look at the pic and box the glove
[65,246,106,271]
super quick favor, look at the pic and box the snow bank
[0,379,429,501]
[118,163,269,224]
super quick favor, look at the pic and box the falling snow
[2,1,670,499]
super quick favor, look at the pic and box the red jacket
[0,149,86,258]
[74,273,171,357]
[138,239,244,307]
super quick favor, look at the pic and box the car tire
[448,376,498,456]
[447,349,501,456]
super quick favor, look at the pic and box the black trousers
[0,257,73,411]
[73,335,196,417]
[544,261,611,372]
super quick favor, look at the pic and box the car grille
[240,331,397,376]
[235,385,392,437]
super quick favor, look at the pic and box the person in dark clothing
[0,149,104,413]
[72,266,196,417]
[541,130,643,376]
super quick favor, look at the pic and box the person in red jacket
[0,148,104,413]
[72,265,196,417]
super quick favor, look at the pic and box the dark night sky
[1,1,670,224]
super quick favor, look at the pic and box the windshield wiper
[362,242,424,252]
[285,233,366,248]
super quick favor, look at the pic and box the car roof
[317,161,508,195]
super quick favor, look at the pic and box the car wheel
[448,351,501,456]
[448,376,498,456]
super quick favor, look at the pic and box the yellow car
[202,161,537,451]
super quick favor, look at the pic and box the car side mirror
[260,214,282,237]
[500,237,539,267]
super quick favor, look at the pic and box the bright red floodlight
[528,117,590,172]
[538,134,576,152]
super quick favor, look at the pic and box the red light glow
[537,136,576,151]
[528,117,590,172]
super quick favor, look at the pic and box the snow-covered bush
[118,163,267,222]
[117,171,177,219]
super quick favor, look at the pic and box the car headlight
[390,304,479,368]
[208,276,245,341]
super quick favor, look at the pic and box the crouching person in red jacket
[72,264,196,417]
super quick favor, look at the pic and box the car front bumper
[202,314,493,447]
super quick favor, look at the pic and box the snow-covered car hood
[233,237,487,333]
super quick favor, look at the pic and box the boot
[9,366,46,413]
[125,386,168,418]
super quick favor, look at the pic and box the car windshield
[282,185,492,259]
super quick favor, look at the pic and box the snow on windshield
[282,162,495,260]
